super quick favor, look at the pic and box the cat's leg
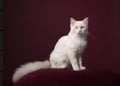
[78,57,86,70]
[51,64,67,69]
[56,58,69,69]
[68,54,80,71]
[50,55,68,69]
[57,64,67,69]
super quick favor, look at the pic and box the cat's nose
[80,28,84,30]
[80,29,84,33]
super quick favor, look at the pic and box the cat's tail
[12,60,51,83]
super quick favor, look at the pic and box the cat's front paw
[80,66,86,70]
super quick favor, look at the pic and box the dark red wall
[3,0,120,86]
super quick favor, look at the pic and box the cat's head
[70,17,88,35]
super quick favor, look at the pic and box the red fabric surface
[13,69,120,86]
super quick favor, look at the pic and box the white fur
[12,17,89,83]
[50,17,88,71]
[12,60,51,82]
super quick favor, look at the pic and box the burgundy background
[3,0,120,86]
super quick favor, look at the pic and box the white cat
[12,17,89,83]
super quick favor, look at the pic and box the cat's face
[70,17,88,34]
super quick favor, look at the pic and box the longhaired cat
[12,17,89,82]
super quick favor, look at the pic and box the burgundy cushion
[13,69,120,86]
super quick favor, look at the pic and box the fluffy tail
[12,60,51,83]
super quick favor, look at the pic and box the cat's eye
[75,26,78,29]
[80,26,84,29]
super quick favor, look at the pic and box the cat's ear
[83,17,88,24]
[70,17,76,25]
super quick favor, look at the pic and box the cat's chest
[69,38,87,49]
[54,36,87,51]
[73,40,87,55]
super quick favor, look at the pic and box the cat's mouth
[78,31,88,36]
